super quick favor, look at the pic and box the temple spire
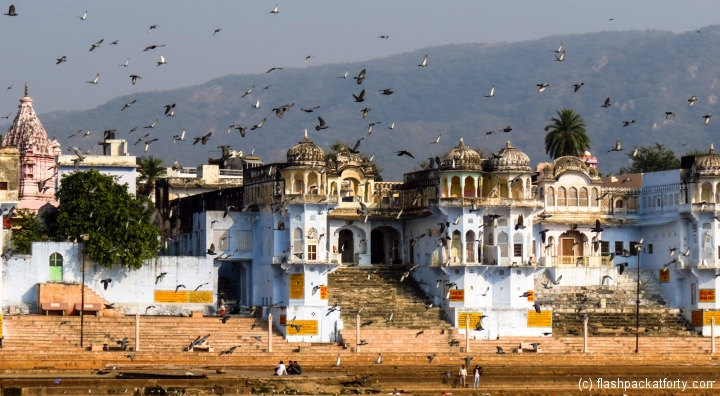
[24,83,28,97]
[304,128,308,140]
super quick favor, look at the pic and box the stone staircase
[535,269,697,337]
[328,265,452,330]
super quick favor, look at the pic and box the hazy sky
[0,1,718,115]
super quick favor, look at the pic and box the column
[460,176,466,199]
[268,313,273,352]
[303,172,308,195]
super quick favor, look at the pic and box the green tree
[618,143,681,175]
[325,141,383,181]
[137,156,167,196]
[544,108,590,159]
[49,169,160,269]
[11,210,48,254]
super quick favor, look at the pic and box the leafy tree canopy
[618,143,681,175]
[11,209,48,254]
[49,169,160,270]
[325,141,383,181]
[544,108,590,159]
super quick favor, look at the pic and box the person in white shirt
[274,361,287,376]
[459,364,467,388]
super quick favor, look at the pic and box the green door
[49,253,63,282]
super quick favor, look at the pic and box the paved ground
[3,358,720,395]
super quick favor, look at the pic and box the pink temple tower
[3,84,59,212]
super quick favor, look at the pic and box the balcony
[539,255,611,267]
[430,197,543,209]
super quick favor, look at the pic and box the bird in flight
[87,73,99,84]
[379,35,389,39]
[354,69,366,85]
[537,83,550,93]
[301,106,320,112]
[573,83,584,92]
[157,55,166,66]
[266,67,282,73]
[56,56,67,65]
[352,89,366,102]
[78,10,87,20]
[241,85,255,98]
[607,140,623,153]
[315,117,328,131]
[119,58,129,67]
[601,97,611,108]
[213,28,222,36]
[129,75,141,85]
[688,96,698,106]
[252,99,260,109]
[89,39,103,51]
[144,119,158,129]
[193,132,212,145]
[143,44,164,51]
[4,4,17,16]
[148,25,159,33]
[110,40,118,45]
[396,150,415,158]
[704,115,712,126]
[337,70,348,79]
[251,118,266,130]
[163,103,176,115]
[418,54,428,67]
[269,4,279,14]
[304,55,312,64]
[484,85,495,97]
[665,111,675,119]
[622,120,635,127]
[379,88,393,95]
[120,99,137,111]
[555,50,565,61]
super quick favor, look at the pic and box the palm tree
[136,156,166,196]
[544,108,590,159]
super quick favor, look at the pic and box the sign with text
[320,286,328,300]
[527,290,535,302]
[659,269,670,283]
[188,291,213,303]
[703,311,720,326]
[527,310,552,327]
[286,320,318,335]
[700,289,716,303]
[289,274,305,300]
[154,290,189,303]
[449,289,465,302]
[692,311,703,327]
[457,312,483,329]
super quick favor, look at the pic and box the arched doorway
[338,229,354,264]
[371,226,401,264]
[49,252,63,282]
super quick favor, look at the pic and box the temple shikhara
[2,84,59,212]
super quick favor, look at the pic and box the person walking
[459,364,467,388]
[473,365,482,389]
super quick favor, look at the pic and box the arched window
[330,182,337,196]
[615,199,624,209]
[307,228,318,261]
[465,230,476,262]
[513,232,524,257]
[557,187,567,206]
[498,232,509,257]
[547,187,555,206]
[464,176,475,198]
[49,253,63,282]
[451,230,462,263]
[450,176,461,198]
[579,188,588,206]
[568,187,578,206]
[701,182,712,202]
[591,188,598,207]
[293,228,303,257]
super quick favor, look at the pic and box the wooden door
[560,239,574,264]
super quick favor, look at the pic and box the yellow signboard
[320,286,328,300]
[449,289,465,302]
[692,311,704,327]
[700,289,716,303]
[188,291,213,303]
[287,320,318,335]
[289,274,305,300]
[527,290,535,302]
[703,311,720,326]
[458,312,483,329]
[527,310,552,327]
[154,290,189,303]
[659,269,670,283]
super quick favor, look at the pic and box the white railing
[539,255,611,267]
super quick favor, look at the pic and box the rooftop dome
[692,144,720,176]
[286,129,325,166]
[440,138,482,170]
[486,141,531,172]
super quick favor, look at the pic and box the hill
[9,26,720,181]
